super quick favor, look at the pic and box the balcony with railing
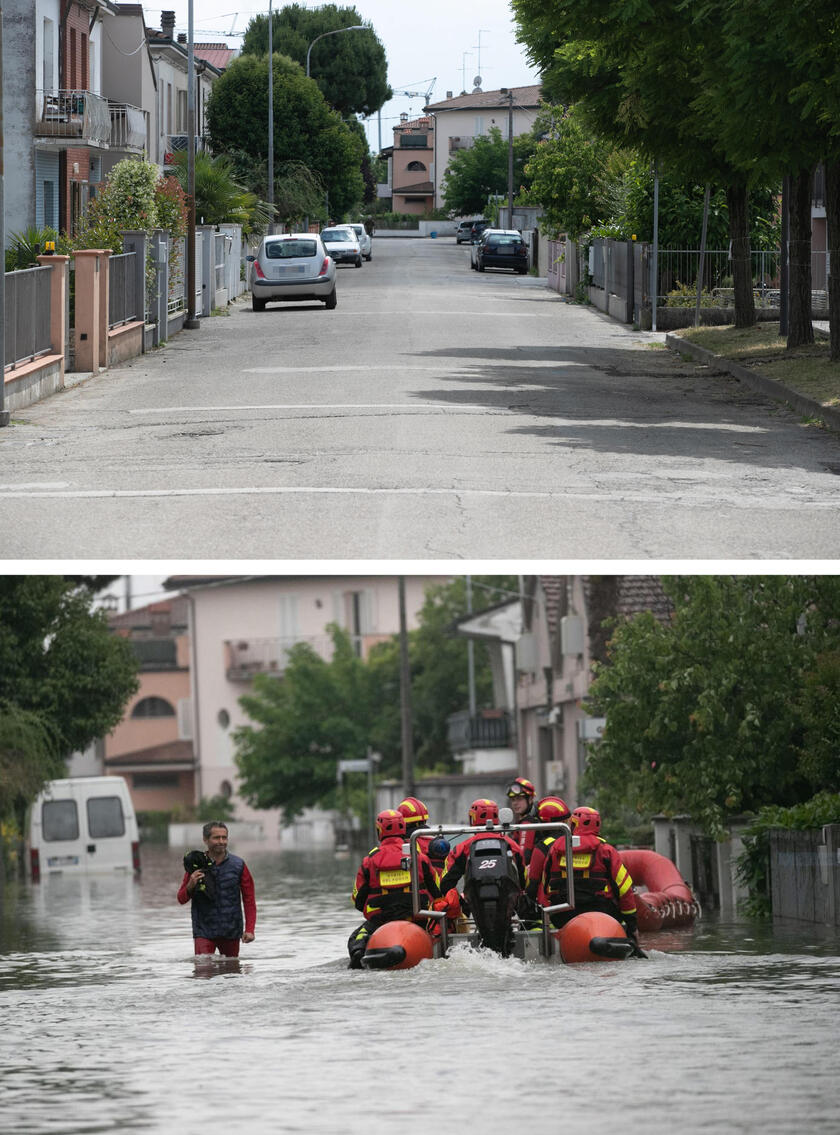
[446,709,515,752]
[224,636,332,680]
[36,89,111,149]
[164,135,209,165]
[449,135,475,153]
[110,102,147,153]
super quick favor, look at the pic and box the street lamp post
[305,24,367,78]
[184,0,200,329]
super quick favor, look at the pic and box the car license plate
[275,266,306,277]
[47,855,80,866]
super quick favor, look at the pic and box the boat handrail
[409,820,577,957]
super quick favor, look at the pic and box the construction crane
[394,78,436,107]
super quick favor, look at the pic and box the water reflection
[1,843,838,1134]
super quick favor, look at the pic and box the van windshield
[88,797,126,838]
[43,799,79,842]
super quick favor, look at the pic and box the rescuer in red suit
[438,799,525,895]
[519,795,572,923]
[540,806,639,945]
[397,795,450,876]
[347,809,440,969]
[505,776,541,866]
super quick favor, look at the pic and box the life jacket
[190,853,245,940]
[355,837,418,921]
[525,834,556,905]
[518,818,541,865]
[544,833,636,917]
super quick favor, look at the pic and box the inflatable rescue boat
[358,817,674,971]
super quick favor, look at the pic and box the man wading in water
[177,821,257,957]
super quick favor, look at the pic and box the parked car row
[247,222,372,312]
[469,228,529,274]
[455,219,488,244]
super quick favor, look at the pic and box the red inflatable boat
[621,849,699,931]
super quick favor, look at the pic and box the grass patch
[676,323,840,409]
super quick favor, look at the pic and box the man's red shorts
[194,937,240,957]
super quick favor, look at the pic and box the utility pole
[0,6,9,427]
[466,576,476,716]
[184,0,199,329]
[398,577,414,797]
[267,0,274,233]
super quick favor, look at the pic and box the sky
[143,0,541,152]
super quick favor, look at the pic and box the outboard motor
[462,837,522,956]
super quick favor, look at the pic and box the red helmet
[537,796,571,823]
[506,776,536,801]
[397,796,429,827]
[571,806,601,836]
[468,799,499,827]
[376,809,407,840]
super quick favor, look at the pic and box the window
[87,796,126,838]
[70,29,77,89]
[399,134,428,148]
[406,161,426,172]
[42,800,79,842]
[81,33,88,90]
[177,90,187,133]
[266,239,317,259]
[43,19,55,90]
[474,116,484,135]
[131,696,175,718]
[132,772,179,789]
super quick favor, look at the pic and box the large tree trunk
[825,159,840,362]
[787,167,814,349]
[727,182,755,328]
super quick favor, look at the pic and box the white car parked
[320,226,363,267]
[340,223,373,261]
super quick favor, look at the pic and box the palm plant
[170,151,274,236]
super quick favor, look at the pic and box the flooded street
[2,844,838,1134]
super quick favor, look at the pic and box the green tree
[522,105,616,238]
[234,626,376,821]
[442,128,536,217]
[207,53,365,219]
[242,3,390,118]
[0,578,139,758]
[583,577,840,838]
[512,0,763,327]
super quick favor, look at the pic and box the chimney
[161,11,176,38]
[446,90,453,99]
[177,32,187,44]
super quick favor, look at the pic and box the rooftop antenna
[460,51,472,93]
[473,29,489,81]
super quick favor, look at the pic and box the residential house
[387,115,435,215]
[447,576,673,812]
[104,595,195,813]
[424,84,542,210]
[99,4,157,179]
[516,576,673,807]
[147,11,220,173]
[163,575,450,846]
[5,0,114,239]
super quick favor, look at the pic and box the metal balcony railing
[110,102,147,152]
[36,89,111,148]
[224,635,332,680]
[447,709,515,752]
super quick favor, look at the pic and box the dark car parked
[456,219,484,244]
[469,221,489,244]
[474,229,529,274]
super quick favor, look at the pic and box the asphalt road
[2,236,840,559]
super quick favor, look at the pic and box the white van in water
[29,776,140,879]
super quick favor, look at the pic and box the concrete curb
[665,332,840,433]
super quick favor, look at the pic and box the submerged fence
[769,825,840,926]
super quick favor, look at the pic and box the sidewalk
[664,321,840,432]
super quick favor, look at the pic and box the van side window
[43,800,80,842]
[87,797,126,839]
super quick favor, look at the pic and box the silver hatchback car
[248,233,337,311]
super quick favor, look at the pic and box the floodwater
[1,844,838,1134]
